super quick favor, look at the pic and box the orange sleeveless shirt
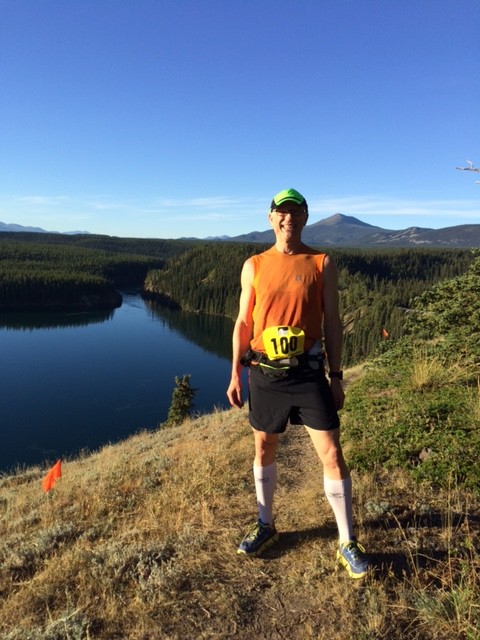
[250,246,326,353]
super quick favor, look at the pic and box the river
[0,292,238,473]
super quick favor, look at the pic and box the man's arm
[322,254,345,410]
[226,258,255,408]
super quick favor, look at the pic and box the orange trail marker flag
[42,459,62,492]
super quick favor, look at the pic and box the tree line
[1,233,474,364]
[144,243,474,365]
[2,231,195,259]
[0,237,174,309]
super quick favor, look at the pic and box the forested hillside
[143,242,270,316]
[0,234,194,310]
[1,233,474,364]
[334,249,473,363]
[1,232,195,259]
[144,244,473,365]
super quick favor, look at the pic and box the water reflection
[0,293,234,473]
[0,308,115,330]
[144,300,233,360]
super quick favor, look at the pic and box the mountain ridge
[2,215,480,248]
[223,213,479,248]
[0,221,89,235]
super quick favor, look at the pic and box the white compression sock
[253,462,277,526]
[323,475,355,543]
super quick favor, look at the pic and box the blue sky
[1,0,479,238]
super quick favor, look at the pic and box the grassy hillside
[1,406,479,639]
[1,256,479,639]
[342,252,480,492]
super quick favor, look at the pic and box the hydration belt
[241,349,324,378]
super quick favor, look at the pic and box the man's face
[268,200,308,241]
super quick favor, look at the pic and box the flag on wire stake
[42,459,62,492]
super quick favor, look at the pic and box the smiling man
[226,188,370,579]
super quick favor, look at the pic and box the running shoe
[237,519,279,556]
[337,539,370,579]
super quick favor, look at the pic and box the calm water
[0,293,237,473]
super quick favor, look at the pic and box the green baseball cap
[270,188,308,211]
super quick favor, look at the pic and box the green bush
[342,255,480,492]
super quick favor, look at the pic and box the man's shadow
[256,508,479,579]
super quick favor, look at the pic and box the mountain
[3,216,480,248]
[0,221,90,235]
[0,221,52,233]
[225,213,480,248]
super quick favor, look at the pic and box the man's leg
[305,426,354,542]
[253,430,279,526]
[237,430,280,556]
[305,426,370,578]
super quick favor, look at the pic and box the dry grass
[1,392,479,639]
[410,348,472,390]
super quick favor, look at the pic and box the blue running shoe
[237,520,279,556]
[337,539,370,579]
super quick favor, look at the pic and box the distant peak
[321,213,373,227]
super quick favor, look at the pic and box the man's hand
[329,377,345,411]
[227,375,244,408]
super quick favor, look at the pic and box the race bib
[262,326,305,361]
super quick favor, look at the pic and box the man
[226,188,369,579]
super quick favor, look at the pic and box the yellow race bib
[262,326,305,361]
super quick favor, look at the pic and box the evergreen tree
[163,374,197,428]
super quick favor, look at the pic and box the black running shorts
[247,363,340,434]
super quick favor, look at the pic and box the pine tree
[163,374,197,428]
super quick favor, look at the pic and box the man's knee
[253,431,279,466]
[319,437,349,477]
[321,443,345,470]
[307,427,347,472]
